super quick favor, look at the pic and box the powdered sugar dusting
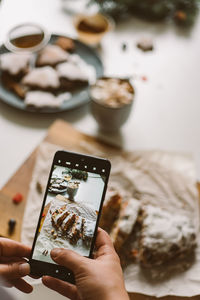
[57,54,96,84]
[37,45,69,66]
[141,205,196,252]
[22,66,60,88]
[24,91,64,108]
[118,198,140,234]
[0,52,31,75]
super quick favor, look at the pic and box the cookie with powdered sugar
[22,66,60,92]
[56,54,96,91]
[55,37,75,52]
[24,91,66,108]
[0,52,31,81]
[56,61,89,91]
[36,45,69,67]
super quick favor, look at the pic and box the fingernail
[19,263,30,276]
[51,248,62,257]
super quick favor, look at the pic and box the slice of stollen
[110,198,141,252]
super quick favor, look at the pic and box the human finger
[95,228,114,250]
[50,248,87,274]
[11,278,33,294]
[0,238,31,258]
[0,262,30,280]
[94,228,115,258]
[95,229,119,261]
[42,276,79,299]
[0,257,27,263]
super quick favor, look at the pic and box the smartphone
[29,150,111,283]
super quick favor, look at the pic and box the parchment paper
[21,141,200,297]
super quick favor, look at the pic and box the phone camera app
[32,162,106,264]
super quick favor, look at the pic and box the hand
[0,238,32,293]
[42,228,129,300]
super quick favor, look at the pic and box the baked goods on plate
[0,34,103,112]
[24,91,69,108]
[1,75,28,99]
[36,44,70,67]
[55,37,75,52]
[48,177,68,194]
[22,66,60,92]
[0,52,31,80]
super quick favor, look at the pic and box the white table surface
[0,0,200,299]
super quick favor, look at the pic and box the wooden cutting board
[0,119,115,241]
[0,119,199,300]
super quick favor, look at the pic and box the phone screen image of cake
[32,164,106,264]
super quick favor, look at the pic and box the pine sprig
[90,0,199,26]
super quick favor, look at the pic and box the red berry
[141,75,147,81]
[12,193,23,204]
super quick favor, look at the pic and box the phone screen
[31,153,110,267]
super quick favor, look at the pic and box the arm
[42,228,129,300]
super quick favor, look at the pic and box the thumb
[51,248,87,274]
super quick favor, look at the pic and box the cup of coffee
[67,181,80,200]
[90,77,134,132]
[73,13,114,45]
